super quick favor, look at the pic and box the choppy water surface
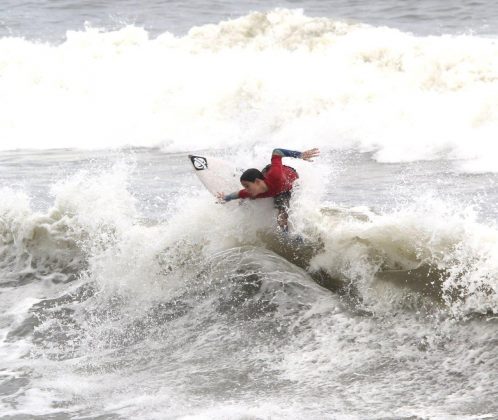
[1,148,497,419]
[1,0,497,39]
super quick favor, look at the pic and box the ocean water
[1,1,497,419]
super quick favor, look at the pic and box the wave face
[1,159,497,418]
[1,9,498,172]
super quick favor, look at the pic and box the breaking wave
[1,164,496,317]
[1,162,496,417]
[1,9,498,172]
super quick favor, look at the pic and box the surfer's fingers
[216,192,226,203]
[302,148,320,161]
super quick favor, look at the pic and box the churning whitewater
[1,5,497,420]
[1,9,498,172]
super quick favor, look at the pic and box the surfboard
[188,154,242,198]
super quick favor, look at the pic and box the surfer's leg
[274,191,291,232]
[277,208,289,232]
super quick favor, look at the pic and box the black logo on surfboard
[189,155,208,171]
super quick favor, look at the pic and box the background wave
[1,9,498,172]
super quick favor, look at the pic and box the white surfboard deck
[188,154,242,198]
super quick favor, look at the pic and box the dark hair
[240,168,264,183]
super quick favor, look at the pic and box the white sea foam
[1,9,497,172]
[1,161,496,418]
[308,195,498,315]
[1,163,496,314]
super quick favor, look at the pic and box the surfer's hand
[216,192,226,204]
[301,148,320,161]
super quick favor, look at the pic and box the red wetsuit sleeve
[237,149,300,200]
[262,150,300,196]
[266,154,284,184]
[238,189,250,199]
[271,153,283,168]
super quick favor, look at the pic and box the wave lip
[304,200,498,316]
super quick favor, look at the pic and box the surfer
[217,148,320,232]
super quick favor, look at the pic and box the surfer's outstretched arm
[272,148,320,161]
[216,191,239,203]
[216,148,319,203]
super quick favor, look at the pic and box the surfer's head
[240,168,268,197]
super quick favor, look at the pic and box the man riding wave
[217,147,320,231]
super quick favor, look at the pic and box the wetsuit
[223,148,301,208]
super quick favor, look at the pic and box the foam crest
[0,9,497,172]
[50,162,137,234]
[309,196,498,315]
[183,8,353,50]
[0,188,32,245]
[0,188,82,284]
[0,163,140,286]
